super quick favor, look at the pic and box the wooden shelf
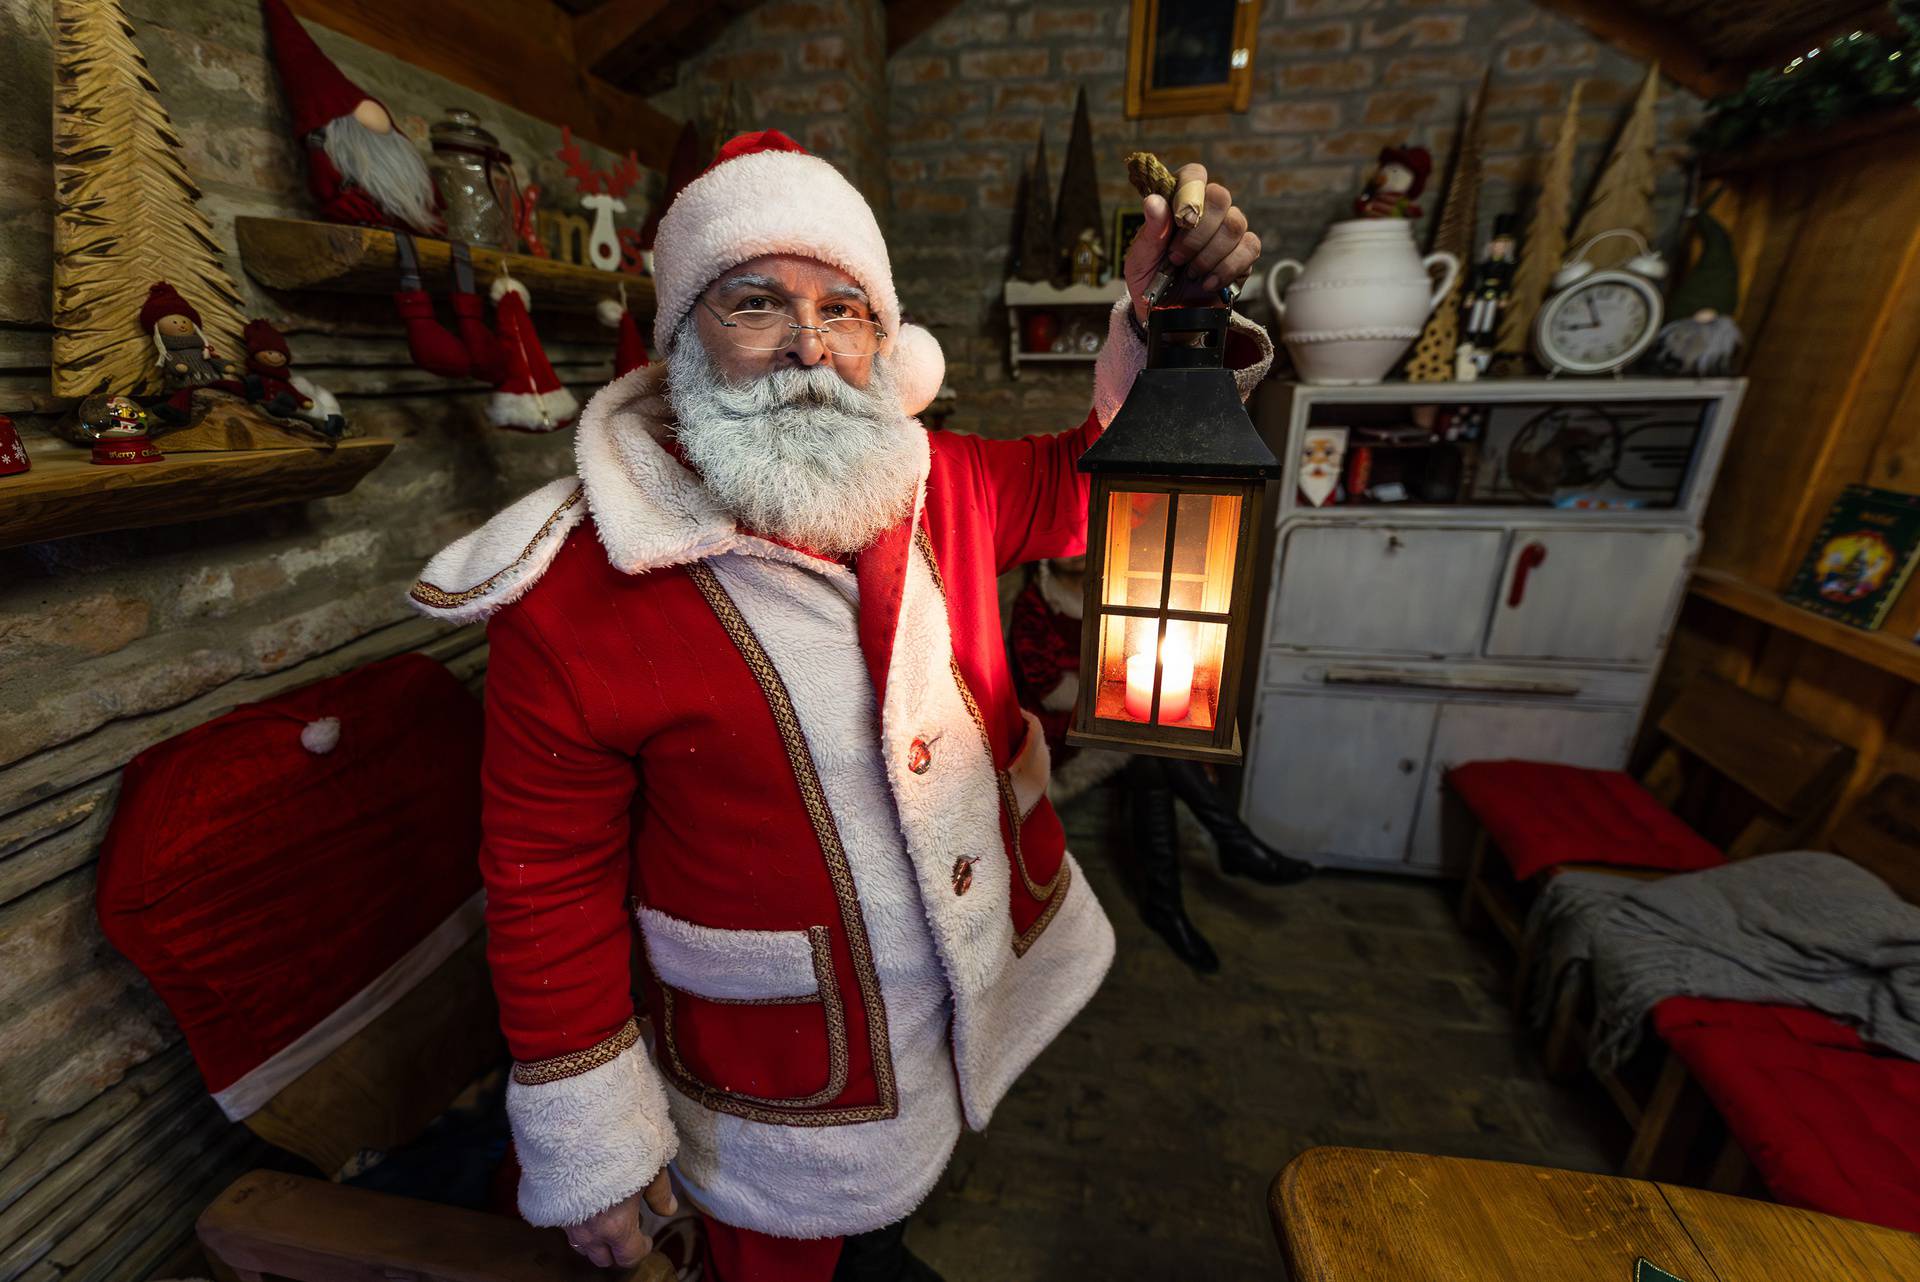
[235,217,654,320]
[1702,106,1920,178]
[1689,566,1920,684]
[1003,279,1128,307]
[0,439,394,549]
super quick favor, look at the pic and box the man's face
[692,254,876,390]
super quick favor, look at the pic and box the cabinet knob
[1386,534,1404,552]
[1397,758,1416,774]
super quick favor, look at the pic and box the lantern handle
[1145,304,1230,370]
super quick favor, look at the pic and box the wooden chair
[1456,673,1854,953]
[1619,773,1920,1202]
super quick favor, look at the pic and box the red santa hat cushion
[96,654,484,1120]
[651,129,944,416]
[488,276,580,432]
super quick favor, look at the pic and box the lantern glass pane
[1165,491,1243,613]
[1101,490,1171,608]
[1091,616,1228,729]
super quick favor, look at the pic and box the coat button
[951,857,975,895]
[908,738,932,774]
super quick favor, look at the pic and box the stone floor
[910,782,1623,1280]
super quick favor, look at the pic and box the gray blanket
[1525,851,1920,1072]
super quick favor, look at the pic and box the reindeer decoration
[556,126,643,273]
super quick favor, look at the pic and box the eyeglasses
[700,297,886,358]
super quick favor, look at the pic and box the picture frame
[1112,208,1146,273]
[1125,0,1262,120]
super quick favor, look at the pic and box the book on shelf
[1783,484,1920,631]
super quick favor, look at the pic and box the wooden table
[1271,1147,1920,1281]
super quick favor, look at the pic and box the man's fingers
[609,1228,656,1267]
[1187,204,1249,283]
[1170,183,1231,265]
[642,1169,679,1218]
[582,1239,613,1268]
[1170,163,1209,227]
[1203,233,1262,293]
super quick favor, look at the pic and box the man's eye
[738,296,778,311]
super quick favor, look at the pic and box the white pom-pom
[890,323,945,418]
[596,298,626,328]
[300,717,341,754]
[490,275,531,306]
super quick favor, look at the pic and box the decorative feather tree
[1569,64,1661,269]
[1052,86,1101,287]
[51,0,247,398]
[1406,70,1489,382]
[1015,131,1054,283]
[1498,80,1583,361]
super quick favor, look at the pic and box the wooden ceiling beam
[1531,0,1743,98]
[886,0,968,56]
[284,0,680,170]
[572,0,673,67]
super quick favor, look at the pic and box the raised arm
[480,603,678,1264]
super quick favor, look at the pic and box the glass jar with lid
[427,108,519,248]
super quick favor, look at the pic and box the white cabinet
[1484,528,1694,665]
[1272,525,1503,657]
[1240,379,1743,877]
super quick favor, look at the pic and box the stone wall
[666,0,1701,442]
[0,1,631,1277]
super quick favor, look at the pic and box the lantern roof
[1078,305,1281,480]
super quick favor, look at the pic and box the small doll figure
[80,394,163,466]
[1071,226,1105,287]
[244,319,346,437]
[1462,214,1518,370]
[143,283,242,394]
[1355,145,1431,219]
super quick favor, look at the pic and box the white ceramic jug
[1264,220,1460,385]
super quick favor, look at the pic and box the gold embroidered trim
[409,485,585,609]
[511,1016,640,1086]
[1014,861,1071,957]
[684,563,899,1127]
[657,926,853,1110]
[915,528,1066,908]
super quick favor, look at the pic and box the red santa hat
[650,129,944,416]
[242,318,291,359]
[260,0,386,139]
[1380,144,1433,195]
[140,281,201,331]
[488,276,579,432]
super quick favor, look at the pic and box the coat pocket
[637,908,847,1111]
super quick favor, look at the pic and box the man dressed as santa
[411,131,1268,1281]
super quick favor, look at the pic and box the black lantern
[1067,305,1280,763]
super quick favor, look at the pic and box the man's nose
[784,325,830,367]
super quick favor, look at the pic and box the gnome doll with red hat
[486,275,578,431]
[244,319,345,436]
[408,130,1270,1282]
[144,282,245,418]
[260,0,439,234]
[1355,144,1432,220]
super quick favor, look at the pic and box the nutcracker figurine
[1462,215,1518,373]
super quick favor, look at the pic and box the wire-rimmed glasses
[700,297,886,357]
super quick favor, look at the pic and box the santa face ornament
[1299,427,1347,507]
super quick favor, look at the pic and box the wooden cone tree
[1406,70,1489,382]
[52,0,247,398]
[1052,86,1101,287]
[1498,80,1583,362]
[1015,132,1054,283]
[1570,64,1661,270]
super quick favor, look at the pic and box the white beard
[666,324,922,556]
[320,116,439,233]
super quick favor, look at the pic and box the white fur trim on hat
[491,275,531,306]
[488,386,579,433]
[892,323,943,418]
[650,150,899,357]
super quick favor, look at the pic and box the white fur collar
[409,365,925,621]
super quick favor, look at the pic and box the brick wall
[673,0,1701,442]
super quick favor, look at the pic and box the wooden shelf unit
[235,217,654,320]
[1689,567,1920,685]
[1002,278,1126,379]
[0,439,394,549]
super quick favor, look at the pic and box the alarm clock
[1533,229,1667,376]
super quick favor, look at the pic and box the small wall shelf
[235,217,654,321]
[0,439,394,549]
[1689,566,1920,685]
[1002,278,1125,379]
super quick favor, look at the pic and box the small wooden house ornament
[1068,305,1280,763]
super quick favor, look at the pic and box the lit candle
[1124,631,1193,723]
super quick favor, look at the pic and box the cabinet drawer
[1270,524,1503,657]
[1259,654,1653,707]
[1485,528,1694,664]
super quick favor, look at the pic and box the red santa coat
[409,302,1271,1236]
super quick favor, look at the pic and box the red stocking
[450,241,504,383]
[598,293,651,377]
[393,233,469,378]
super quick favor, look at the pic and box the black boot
[1131,759,1220,974]
[1163,759,1314,886]
[833,1218,945,1282]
